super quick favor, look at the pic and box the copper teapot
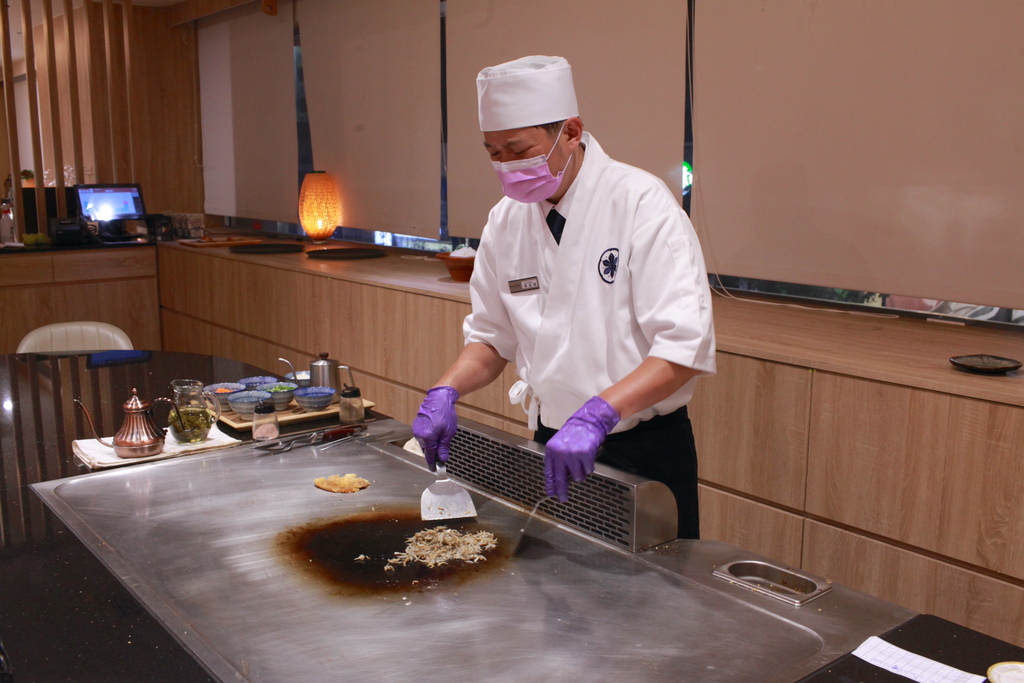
[75,388,167,459]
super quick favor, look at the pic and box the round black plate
[229,243,305,254]
[306,248,386,260]
[949,354,1022,374]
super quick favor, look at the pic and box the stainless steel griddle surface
[33,423,912,682]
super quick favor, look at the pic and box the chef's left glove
[544,396,620,503]
[412,386,460,471]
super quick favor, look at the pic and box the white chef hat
[476,55,578,132]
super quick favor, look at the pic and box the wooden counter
[156,240,1024,647]
[693,294,1024,649]
[0,246,161,353]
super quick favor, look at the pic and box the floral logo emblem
[599,248,619,283]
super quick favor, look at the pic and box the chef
[414,55,715,538]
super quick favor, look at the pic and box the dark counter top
[799,613,1024,681]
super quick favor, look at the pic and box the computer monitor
[74,184,147,222]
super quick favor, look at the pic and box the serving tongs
[253,425,366,453]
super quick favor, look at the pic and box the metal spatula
[421,463,477,521]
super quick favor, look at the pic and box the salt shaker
[252,400,280,441]
[338,385,364,423]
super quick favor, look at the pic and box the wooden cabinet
[802,521,1024,649]
[691,353,811,510]
[698,486,804,567]
[692,298,1024,646]
[0,248,161,353]
[807,373,1024,579]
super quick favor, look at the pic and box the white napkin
[403,437,425,458]
[73,424,242,470]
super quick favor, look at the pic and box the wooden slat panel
[698,485,804,567]
[40,0,67,216]
[19,0,48,232]
[120,0,136,180]
[63,0,85,183]
[807,372,1024,578]
[803,521,1024,648]
[0,2,26,236]
[102,0,131,181]
[81,0,113,182]
[691,352,811,509]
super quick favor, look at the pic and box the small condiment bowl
[285,370,311,387]
[436,252,475,282]
[205,382,246,411]
[238,375,278,390]
[293,386,336,411]
[227,390,272,419]
[256,381,299,411]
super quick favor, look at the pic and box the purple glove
[412,386,460,471]
[544,396,620,503]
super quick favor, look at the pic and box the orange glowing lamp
[298,171,342,244]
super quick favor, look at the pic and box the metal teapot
[309,352,341,394]
[75,388,167,459]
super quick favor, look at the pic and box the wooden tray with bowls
[219,398,375,431]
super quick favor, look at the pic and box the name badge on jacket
[508,276,540,294]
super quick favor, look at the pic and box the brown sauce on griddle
[276,508,506,596]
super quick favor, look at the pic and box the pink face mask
[491,123,573,203]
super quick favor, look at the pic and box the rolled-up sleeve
[629,193,716,376]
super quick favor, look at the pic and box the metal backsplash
[444,418,678,552]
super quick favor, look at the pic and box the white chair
[17,322,133,354]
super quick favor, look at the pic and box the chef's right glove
[544,396,620,503]
[412,386,460,471]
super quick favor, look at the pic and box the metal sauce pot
[75,388,166,459]
[309,352,341,394]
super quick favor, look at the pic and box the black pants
[535,406,700,540]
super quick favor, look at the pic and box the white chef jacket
[464,133,716,433]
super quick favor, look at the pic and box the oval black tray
[306,247,386,260]
[229,243,305,254]
[949,354,1022,374]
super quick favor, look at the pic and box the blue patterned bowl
[256,381,299,411]
[293,386,336,411]
[206,382,246,411]
[227,390,272,419]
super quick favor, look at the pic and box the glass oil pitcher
[166,379,222,444]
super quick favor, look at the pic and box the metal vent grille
[446,425,636,549]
